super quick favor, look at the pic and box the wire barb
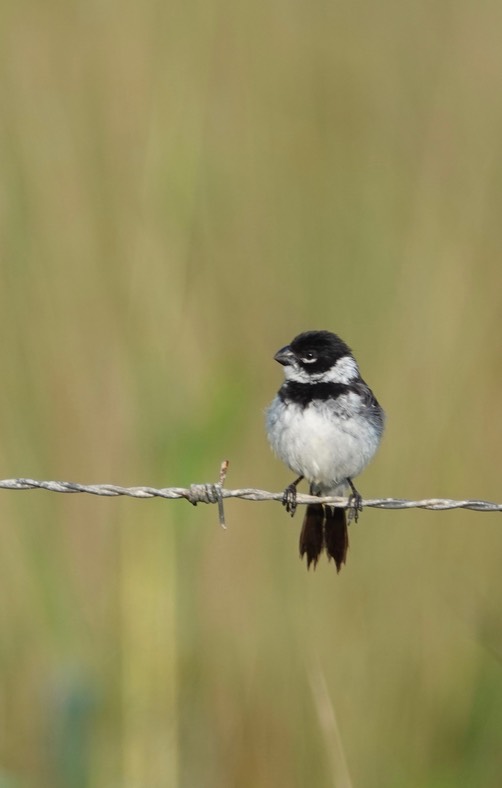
[183,460,228,527]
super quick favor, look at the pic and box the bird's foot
[347,478,363,524]
[282,476,303,517]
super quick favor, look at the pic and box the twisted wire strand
[0,478,501,513]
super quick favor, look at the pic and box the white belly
[266,397,381,490]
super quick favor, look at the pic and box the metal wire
[0,475,500,529]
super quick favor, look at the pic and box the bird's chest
[267,398,374,484]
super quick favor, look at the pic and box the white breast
[266,395,381,492]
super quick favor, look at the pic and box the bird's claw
[347,488,363,524]
[282,483,298,517]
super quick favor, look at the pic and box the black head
[274,330,353,377]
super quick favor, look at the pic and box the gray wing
[351,379,385,434]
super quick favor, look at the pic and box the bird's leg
[347,478,363,523]
[282,475,304,517]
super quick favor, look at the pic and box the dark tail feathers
[299,504,348,572]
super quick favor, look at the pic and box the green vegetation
[0,1,502,785]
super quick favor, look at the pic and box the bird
[266,330,384,570]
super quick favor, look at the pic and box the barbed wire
[0,461,500,528]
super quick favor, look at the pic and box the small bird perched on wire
[266,330,384,571]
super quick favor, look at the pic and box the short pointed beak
[274,345,295,366]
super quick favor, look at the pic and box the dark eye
[302,352,317,364]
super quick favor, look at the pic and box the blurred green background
[1,1,502,786]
